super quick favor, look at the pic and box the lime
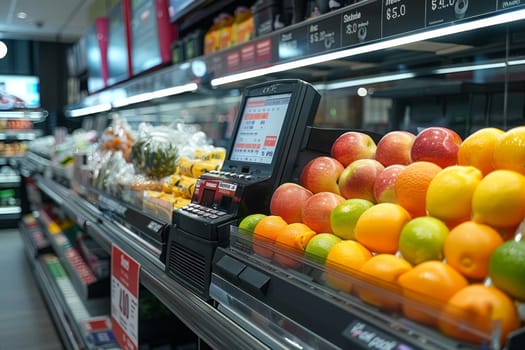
[330,199,374,240]
[238,214,266,235]
[304,233,341,264]
[399,216,449,265]
[489,240,525,301]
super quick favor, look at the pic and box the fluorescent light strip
[112,83,198,108]
[434,62,506,74]
[211,9,525,87]
[315,72,416,90]
[508,58,525,66]
[69,103,112,117]
[151,82,198,99]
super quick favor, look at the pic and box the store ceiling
[0,0,94,42]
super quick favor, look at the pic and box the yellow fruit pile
[242,126,525,346]
[146,147,226,210]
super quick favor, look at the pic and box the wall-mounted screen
[229,93,291,164]
[86,18,109,93]
[0,75,40,110]
[168,0,196,22]
[107,1,131,85]
[131,0,171,75]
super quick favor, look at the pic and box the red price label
[111,245,140,350]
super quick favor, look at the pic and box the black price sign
[498,0,524,9]
[307,15,341,55]
[342,1,382,47]
[279,27,307,60]
[382,0,425,37]
[428,0,498,26]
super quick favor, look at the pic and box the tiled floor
[0,228,63,350]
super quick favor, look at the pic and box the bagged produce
[130,123,184,179]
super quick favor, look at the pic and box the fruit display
[142,146,226,221]
[238,125,525,347]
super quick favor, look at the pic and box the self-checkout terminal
[165,79,321,299]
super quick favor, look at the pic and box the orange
[444,221,504,280]
[354,203,411,253]
[438,284,521,345]
[357,254,412,310]
[493,126,525,175]
[253,215,288,259]
[274,223,316,269]
[395,161,442,217]
[458,127,504,176]
[398,261,468,326]
[472,170,525,228]
[426,166,482,222]
[324,240,372,293]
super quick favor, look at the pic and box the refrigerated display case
[21,1,525,349]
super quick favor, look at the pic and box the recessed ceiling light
[0,41,7,59]
[17,12,27,19]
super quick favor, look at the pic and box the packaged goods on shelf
[99,116,135,162]
[232,7,255,45]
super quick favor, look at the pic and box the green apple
[330,199,374,240]
[305,233,341,264]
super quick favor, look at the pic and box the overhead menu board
[130,0,171,76]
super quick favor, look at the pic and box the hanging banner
[111,244,140,350]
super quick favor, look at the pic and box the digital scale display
[229,93,292,164]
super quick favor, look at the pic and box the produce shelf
[32,254,117,350]
[18,213,52,259]
[35,175,270,350]
[37,209,110,300]
[210,227,525,350]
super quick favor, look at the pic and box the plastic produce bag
[130,123,184,179]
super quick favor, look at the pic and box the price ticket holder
[165,79,321,299]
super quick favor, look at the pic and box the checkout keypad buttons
[182,203,227,219]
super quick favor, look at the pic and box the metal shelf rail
[35,175,270,350]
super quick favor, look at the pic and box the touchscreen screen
[229,93,291,164]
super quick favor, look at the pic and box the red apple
[302,192,345,233]
[338,159,384,202]
[411,127,462,168]
[331,131,377,167]
[373,164,406,203]
[299,156,344,194]
[270,183,313,224]
[375,131,416,166]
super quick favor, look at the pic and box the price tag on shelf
[498,0,523,10]
[307,15,341,55]
[382,0,425,37]
[427,0,497,26]
[341,1,382,47]
[111,245,140,350]
[279,27,307,61]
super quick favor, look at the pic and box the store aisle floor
[0,228,63,350]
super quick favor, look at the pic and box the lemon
[458,127,504,176]
[238,214,266,234]
[472,170,525,228]
[489,240,525,301]
[399,216,449,265]
[426,165,482,222]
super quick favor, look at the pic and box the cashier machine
[165,79,321,299]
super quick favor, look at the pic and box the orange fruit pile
[240,126,525,347]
